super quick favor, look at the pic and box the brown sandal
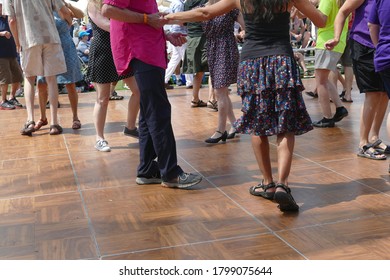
[34,118,48,130]
[72,120,81,130]
[21,120,36,136]
[49,124,63,135]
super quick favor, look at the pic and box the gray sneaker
[162,172,202,189]
[8,98,23,108]
[136,174,162,185]
[0,100,15,110]
[95,139,111,152]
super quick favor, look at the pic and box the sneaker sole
[95,147,111,152]
[136,178,162,185]
[123,132,139,138]
[161,177,202,189]
[312,123,335,128]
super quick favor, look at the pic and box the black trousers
[131,59,183,181]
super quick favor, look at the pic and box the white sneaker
[95,139,111,152]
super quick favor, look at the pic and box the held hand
[166,32,187,47]
[324,38,339,50]
[1,31,11,39]
[147,13,168,29]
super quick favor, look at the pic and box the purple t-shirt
[349,0,375,49]
[368,0,390,72]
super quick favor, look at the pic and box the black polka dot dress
[85,16,132,83]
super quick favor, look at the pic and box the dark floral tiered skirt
[234,55,313,136]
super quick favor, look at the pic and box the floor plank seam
[64,133,102,259]
[99,232,272,259]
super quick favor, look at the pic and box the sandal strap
[24,120,35,128]
[275,183,291,194]
[361,145,383,156]
[252,182,275,191]
[370,139,382,149]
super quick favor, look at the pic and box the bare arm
[165,0,239,22]
[368,22,380,47]
[101,4,167,29]
[292,0,327,28]
[236,11,245,31]
[88,2,110,32]
[324,0,364,50]
[8,17,20,52]
[0,31,11,39]
[58,4,73,26]
[64,0,84,19]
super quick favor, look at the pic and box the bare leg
[24,76,36,122]
[10,83,20,99]
[192,72,204,103]
[37,82,48,121]
[369,92,389,143]
[208,77,216,103]
[65,83,79,122]
[110,82,117,94]
[0,84,7,102]
[342,66,354,101]
[315,69,333,118]
[276,132,295,188]
[251,135,273,186]
[208,87,229,139]
[46,76,60,125]
[93,82,111,141]
[328,70,343,107]
[123,76,140,130]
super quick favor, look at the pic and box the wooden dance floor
[0,77,389,260]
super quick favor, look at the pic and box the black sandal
[371,139,390,154]
[21,120,36,136]
[249,182,275,200]
[274,183,299,212]
[109,91,124,100]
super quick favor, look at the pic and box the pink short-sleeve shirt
[103,0,168,75]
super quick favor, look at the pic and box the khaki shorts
[0,57,24,84]
[20,44,66,77]
[314,49,342,71]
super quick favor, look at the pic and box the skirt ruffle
[234,55,313,136]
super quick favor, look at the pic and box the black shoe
[123,126,139,138]
[136,174,162,185]
[227,131,236,139]
[205,131,227,143]
[333,106,348,122]
[165,83,174,89]
[312,117,335,128]
[305,91,318,98]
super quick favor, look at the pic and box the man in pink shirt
[102,0,202,189]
